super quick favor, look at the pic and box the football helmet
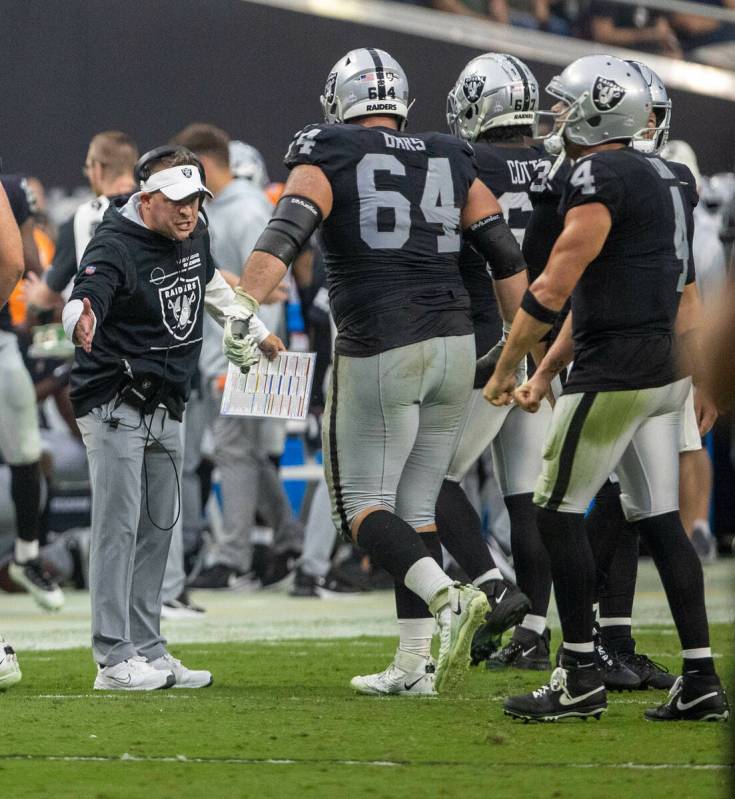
[446,53,538,141]
[229,141,270,188]
[544,54,652,157]
[320,48,411,129]
[628,61,671,154]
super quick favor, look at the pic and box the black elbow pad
[464,213,526,281]
[253,194,323,267]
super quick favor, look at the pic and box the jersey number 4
[356,154,460,252]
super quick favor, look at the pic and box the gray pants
[535,378,690,520]
[0,330,41,465]
[323,335,475,534]
[300,478,335,578]
[209,412,302,573]
[78,401,183,666]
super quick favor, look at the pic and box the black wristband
[520,288,559,325]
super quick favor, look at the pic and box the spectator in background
[588,1,683,57]
[393,0,511,22]
[172,124,302,590]
[531,0,590,35]
[670,0,735,70]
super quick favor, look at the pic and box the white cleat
[0,637,22,691]
[350,650,436,696]
[148,652,213,688]
[430,582,490,694]
[94,656,175,691]
[8,559,64,612]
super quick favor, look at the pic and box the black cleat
[645,674,729,722]
[504,665,607,722]
[618,651,676,690]
[289,568,319,597]
[487,626,551,672]
[471,579,531,664]
[593,628,641,691]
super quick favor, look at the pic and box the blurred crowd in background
[394,0,735,69]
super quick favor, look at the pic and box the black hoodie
[68,196,215,417]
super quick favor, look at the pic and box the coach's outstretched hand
[513,376,548,413]
[73,298,96,353]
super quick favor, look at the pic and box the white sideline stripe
[0,754,731,770]
[35,694,193,700]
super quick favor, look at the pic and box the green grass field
[2,624,732,798]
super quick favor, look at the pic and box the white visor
[140,165,213,201]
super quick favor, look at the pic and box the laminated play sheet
[220,351,316,420]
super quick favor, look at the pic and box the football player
[223,48,529,694]
[0,173,64,611]
[436,53,559,668]
[486,54,728,722]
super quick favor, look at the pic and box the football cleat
[486,626,551,671]
[148,652,213,689]
[504,665,607,722]
[94,656,175,691]
[618,651,676,690]
[350,650,436,697]
[645,674,729,722]
[471,579,531,664]
[430,582,490,693]
[593,631,641,691]
[0,637,22,690]
[8,558,64,611]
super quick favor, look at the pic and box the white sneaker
[8,558,64,611]
[429,582,489,694]
[148,652,213,688]
[94,656,175,691]
[350,650,436,696]
[0,637,22,690]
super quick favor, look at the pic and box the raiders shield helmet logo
[324,72,338,104]
[592,76,625,111]
[462,74,486,105]
[182,167,193,178]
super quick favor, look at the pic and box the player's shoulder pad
[665,160,699,206]
[418,131,474,158]
[284,122,358,167]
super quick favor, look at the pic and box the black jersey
[459,142,551,356]
[559,148,697,394]
[523,158,572,282]
[0,175,32,333]
[284,123,477,357]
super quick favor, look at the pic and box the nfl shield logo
[462,74,486,104]
[182,167,193,178]
[592,76,625,111]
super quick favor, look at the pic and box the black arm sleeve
[253,195,323,267]
[46,219,77,293]
[68,239,128,325]
[463,213,526,281]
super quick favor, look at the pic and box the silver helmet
[446,53,538,141]
[229,141,270,188]
[628,61,671,154]
[544,54,652,157]
[320,48,411,130]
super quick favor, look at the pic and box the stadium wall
[0,0,733,188]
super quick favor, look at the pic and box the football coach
[63,146,282,691]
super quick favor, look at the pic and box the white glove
[223,288,265,372]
